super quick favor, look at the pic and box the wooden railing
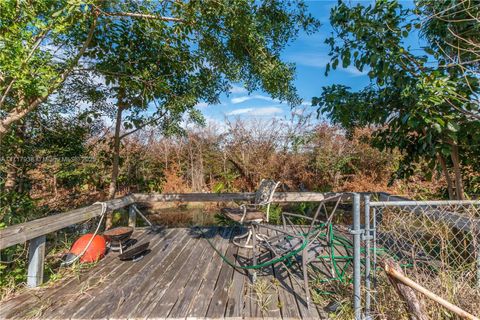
[3,191,477,289]
[0,192,347,287]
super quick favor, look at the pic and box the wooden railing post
[27,235,46,288]
[128,205,136,228]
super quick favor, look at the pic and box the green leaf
[52,10,63,18]
[447,122,459,132]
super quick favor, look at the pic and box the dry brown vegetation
[26,119,447,213]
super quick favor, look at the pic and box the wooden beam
[132,192,350,203]
[383,259,428,320]
[384,258,479,320]
[27,235,46,288]
[132,192,255,203]
[0,196,135,250]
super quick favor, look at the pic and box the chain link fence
[366,199,480,319]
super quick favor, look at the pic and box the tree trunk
[53,173,58,197]
[106,88,125,229]
[4,163,18,192]
[3,124,25,192]
[450,144,465,200]
[437,153,454,200]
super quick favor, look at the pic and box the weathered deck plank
[167,228,224,318]
[205,228,240,318]
[120,229,195,318]
[1,227,336,319]
[187,227,233,317]
[147,228,217,317]
[0,229,151,319]
[72,228,181,318]
[225,228,249,318]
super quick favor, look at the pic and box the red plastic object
[69,234,106,263]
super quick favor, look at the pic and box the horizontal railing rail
[0,196,136,250]
[131,191,351,203]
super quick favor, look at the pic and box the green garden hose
[200,222,409,291]
[198,226,309,270]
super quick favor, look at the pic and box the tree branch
[0,29,51,109]
[119,109,168,140]
[99,10,184,22]
[0,13,99,136]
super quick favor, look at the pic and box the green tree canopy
[313,0,480,199]
[0,0,319,138]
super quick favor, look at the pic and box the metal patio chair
[220,179,280,248]
[254,194,345,307]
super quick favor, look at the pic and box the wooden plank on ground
[186,228,232,318]
[147,227,217,317]
[71,228,181,319]
[45,229,170,318]
[167,228,224,318]
[243,239,261,320]
[97,228,189,319]
[262,228,282,320]
[126,228,199,318]
[2,229,150,319]
[224,228,250,319]
[269,230,301,319]
[205,228,240,318]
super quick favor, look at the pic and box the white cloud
[231,94,278,104]
[231,96,251,104]
[251,107,283,116]
[287,53,330,68]
[226,106,283,116]
[301,100,312,106]
[195,102,209,108]
[230,85,247,94]
[288,52,369,77]
[292,108,304,116]
[343,66,369,77]
[226,108,254,115]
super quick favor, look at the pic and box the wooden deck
[1,227,330,319]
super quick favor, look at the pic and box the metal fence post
[476,232,480,288]
[477,243,480,288]
[364,195,372,319]
[128,205,136,228]
[27,235,46,288]
[352,193,362,320]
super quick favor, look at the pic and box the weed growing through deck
[25,297,52,318]
[310,274,355,319]
[250,278,279,313]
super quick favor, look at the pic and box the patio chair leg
[232,227,267,249]
[302,247,311,309]
[232,229,254,248]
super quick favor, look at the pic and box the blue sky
[197,0,423,125]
